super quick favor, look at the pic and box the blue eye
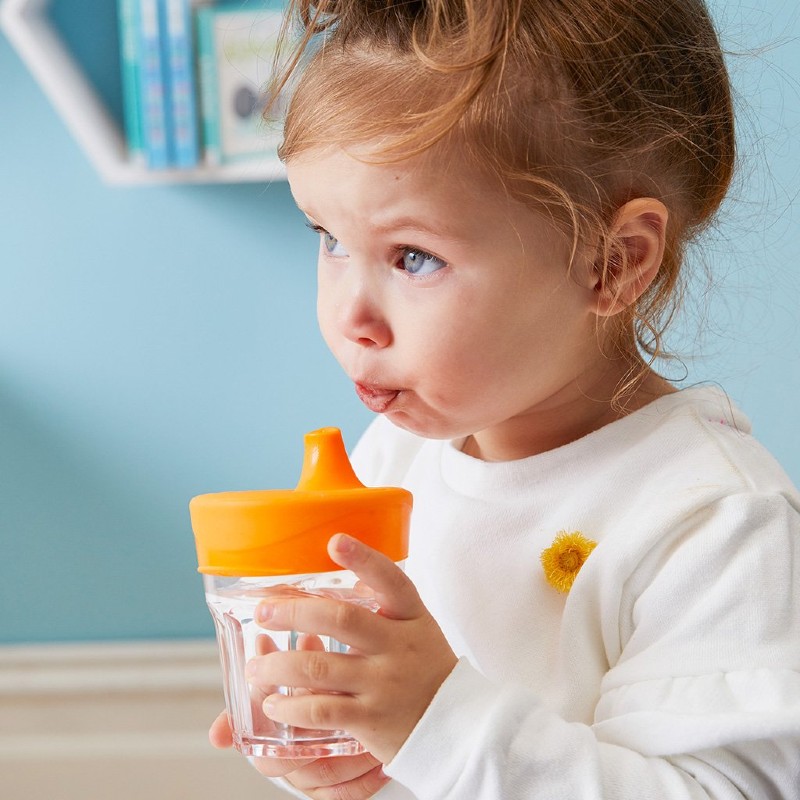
[401,248,446,276]
[323,231,349,257]
[305,221,349,257]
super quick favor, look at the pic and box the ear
[592,198,668,317]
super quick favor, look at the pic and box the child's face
[287,145,609,454]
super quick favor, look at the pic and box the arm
[248,493,800,799]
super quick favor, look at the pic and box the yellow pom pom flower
[540,531,597,593]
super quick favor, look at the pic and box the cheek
[427,300,557,385]
[414,322,495,386]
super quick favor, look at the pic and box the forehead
[286,144,513,236]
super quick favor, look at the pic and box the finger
[297,765,390,800]
[251,634,324,684]
[264,690,362,733]
[328,534,423,620]
[297,632,326,651]
[251,633,331,710]
[208,710,233,749]
[286,752,382,790]
[251,634,281,707]
[248,650,365,694]
[255,633,280,656]
[254,594,384,653]
[248,754,318,779]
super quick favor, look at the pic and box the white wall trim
[0,639,223,761]
[0,638,221,695]
[0,639,283,799]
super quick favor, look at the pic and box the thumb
[328,533,423,620]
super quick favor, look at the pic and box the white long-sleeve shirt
[274,387,800,798]
[348,386,800,799]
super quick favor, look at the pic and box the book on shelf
[137,0,171,168]
[117,0,286,172]
[162,0,200,168]
[195,3,287,166]
[117,0,202,170]
[118,0,145,164]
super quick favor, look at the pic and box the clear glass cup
[204,568,383,758]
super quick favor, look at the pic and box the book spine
[137,0,171,169]
[162,0,200,168]
[194,6,221,165]
[117,0,144,162]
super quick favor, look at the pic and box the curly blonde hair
[268,0,735,392]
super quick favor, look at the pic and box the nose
[335,274,392,349]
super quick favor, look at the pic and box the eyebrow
[297,206,463,242]
[371,216,462,241]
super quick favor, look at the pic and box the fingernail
[335,533,354,554]
[256,603,274,623]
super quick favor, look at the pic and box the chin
[384,409,470,442]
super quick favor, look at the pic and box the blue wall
[0,1,798,644]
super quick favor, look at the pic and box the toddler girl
[210,1,800,797]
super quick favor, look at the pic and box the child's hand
[209,711,390,799]
[247,533,458,765]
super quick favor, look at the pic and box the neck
[463,364,675,462]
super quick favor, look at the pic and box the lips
[354,382,400,413]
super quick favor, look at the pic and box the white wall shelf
[0,0,286,185]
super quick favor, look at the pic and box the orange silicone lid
[189,427,412,576]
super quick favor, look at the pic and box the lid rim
[190,427,412,576]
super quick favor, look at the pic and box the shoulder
[618,385,799,504]
[573,386,800,609]
[349,415,429,488]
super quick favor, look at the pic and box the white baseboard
[0,640,288,800]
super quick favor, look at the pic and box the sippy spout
[295,427,365,492]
